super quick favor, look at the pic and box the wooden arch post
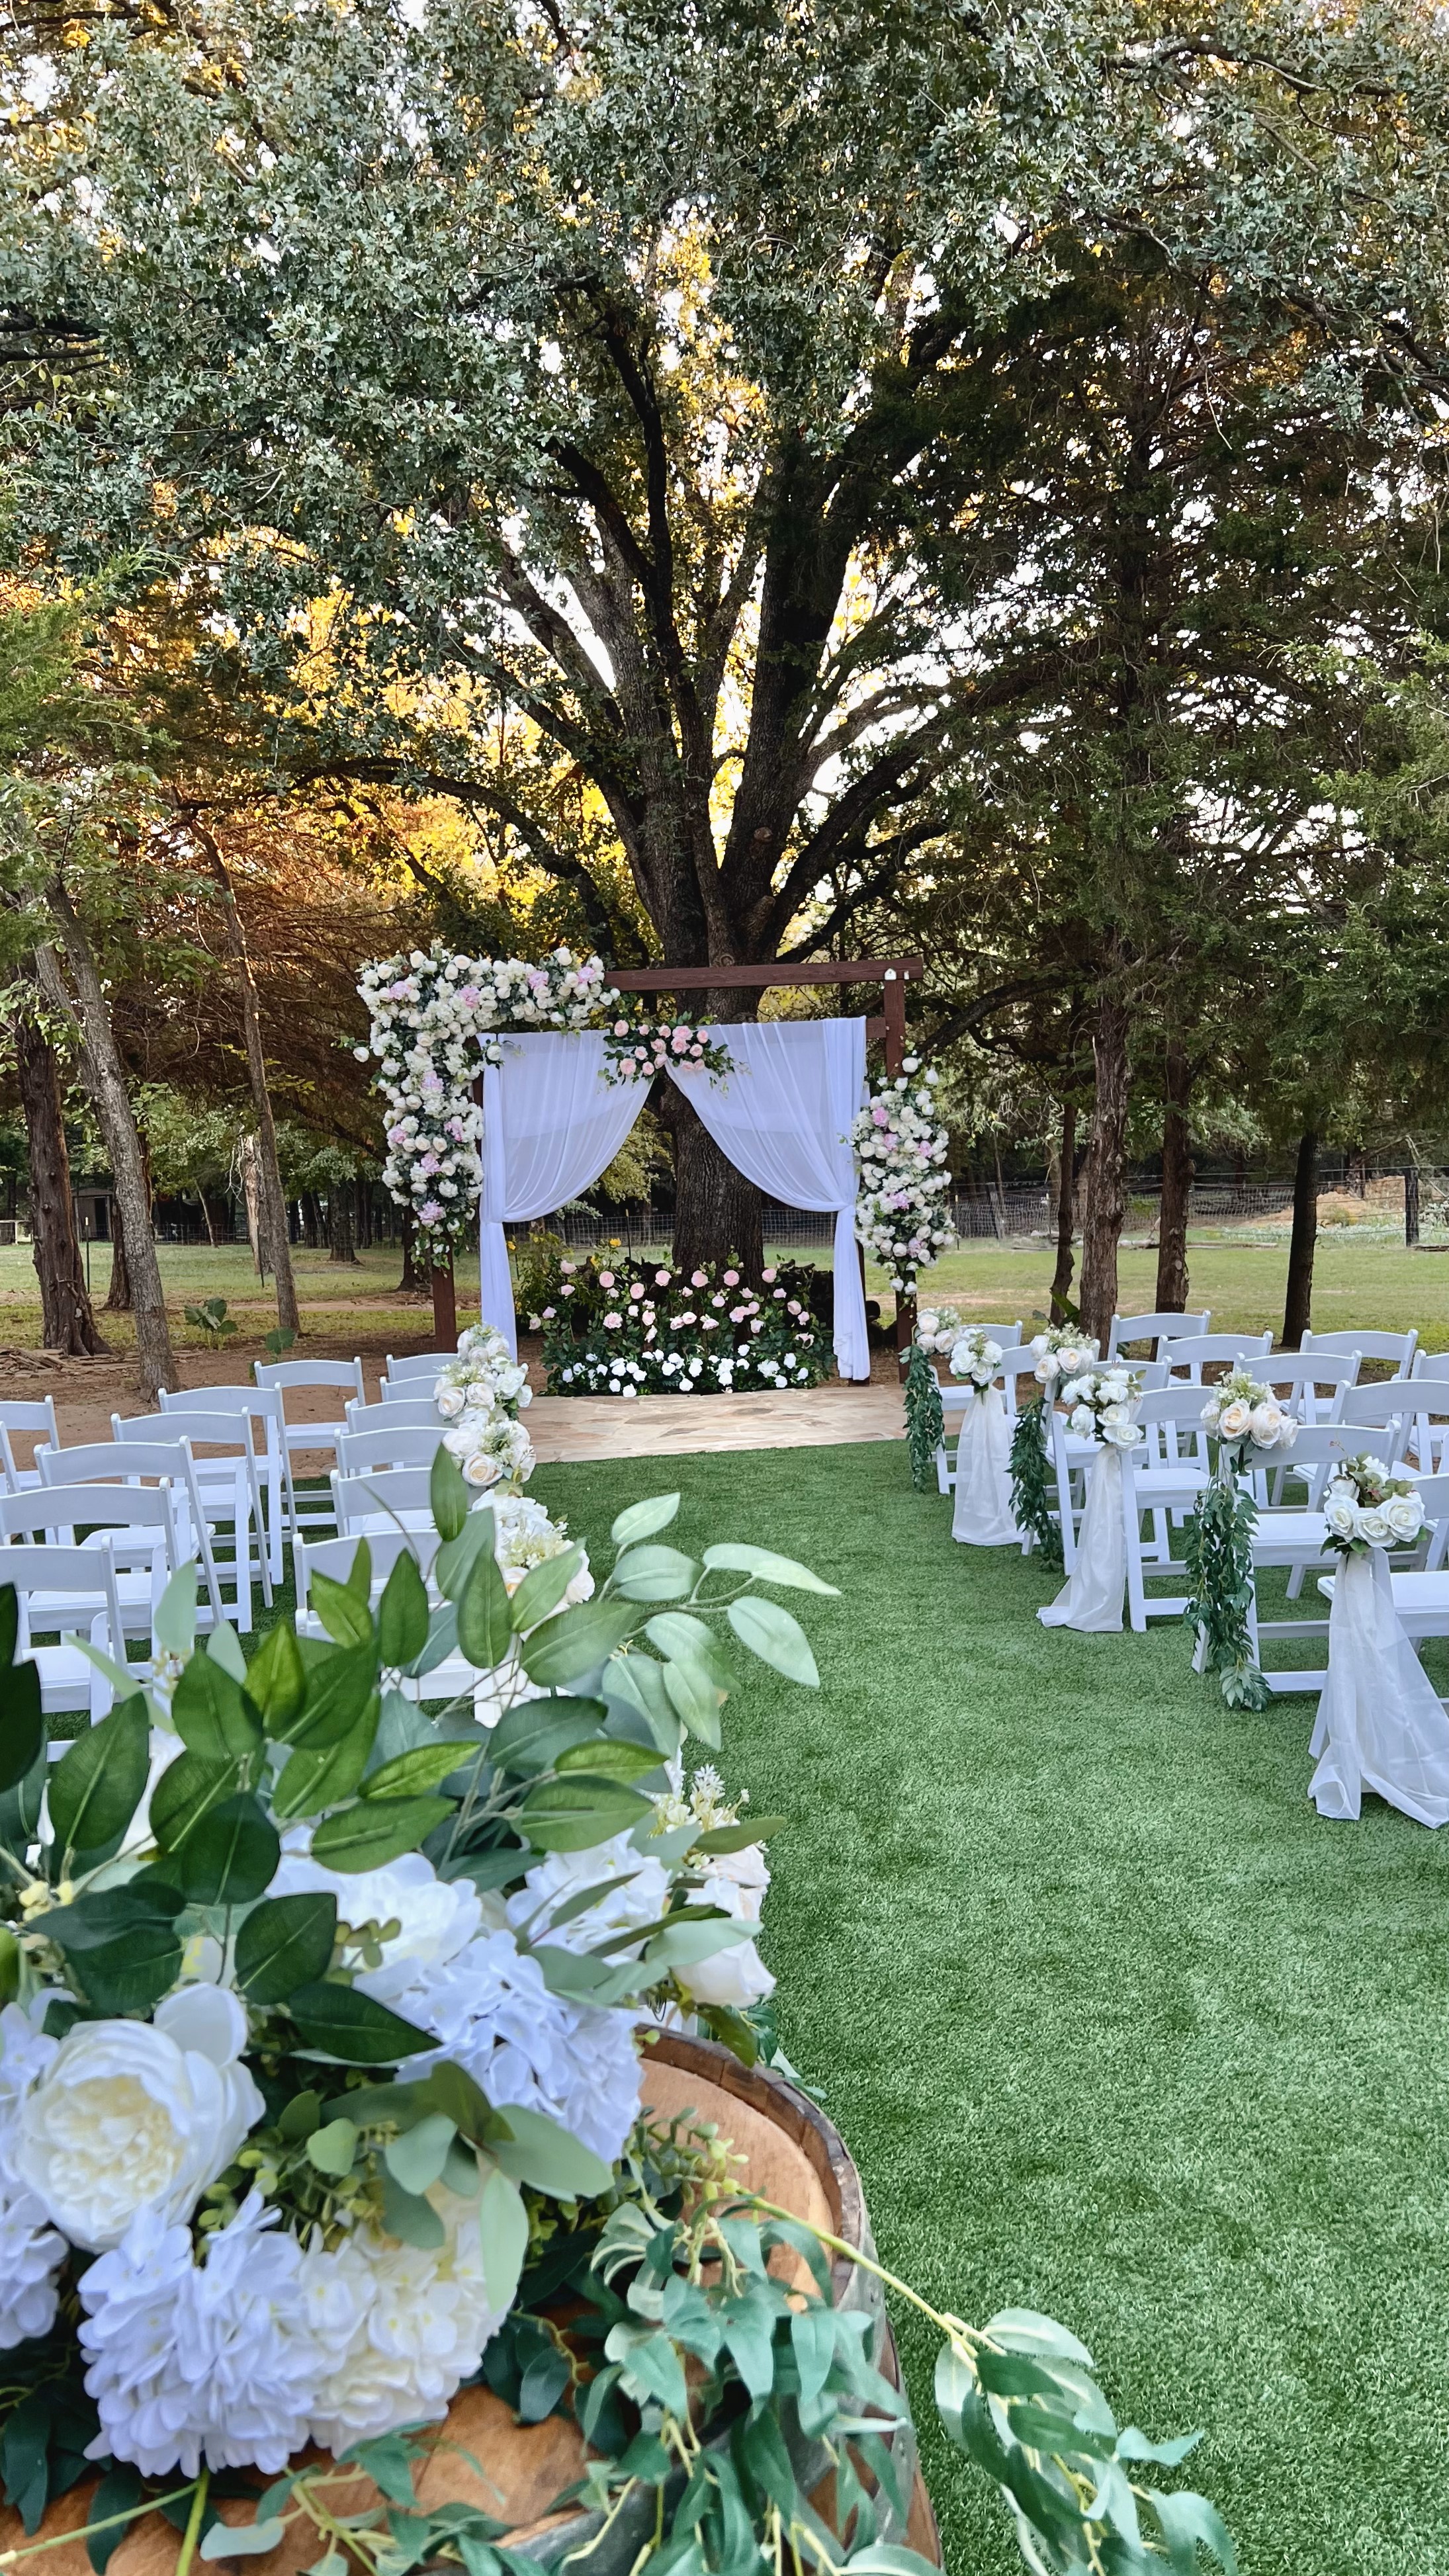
[440,955,926,1355]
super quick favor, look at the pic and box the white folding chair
[386,1352,449,1384]
[379,1374,447,1406]
[293,1527,476,1704]
[336,1422,447,1477]
[1405,1350,1449,1471]
[1159,1331,1274,1381]
[1107,1310,1210,1358]
[159,1386,294,1584]
[41,1440,227,1631]
[331,1464,437,1538]
[0,1539,127,1726]
[1279,1390,1413,1602]
[113,1409,271,1629]
[934,1322,1023,1461]
[1118,1386,1218,1629]
[254,1357,366,1534]
[1303,1325,1419,1376]
[6,1481,187,1638]
[1239,1425,1411,1696]
[346,1396,442,1432]
[1,1398,61,1496]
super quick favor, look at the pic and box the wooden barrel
[0,2034,940,2576]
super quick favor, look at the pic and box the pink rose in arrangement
[762,1267,777,1282]
[542,1305,556,1320]
[603,1311,623,1330]
[614,1019,631,1036]
[629,1283,644,1301]
[561,1260,576,1275]
[599,1271,615,1287]
[560,1284,576,1297]
[723,1269,739,1286]
[419,1199,442,1224]
[773,1287,786,1300]
[691,1269,707,1287]
[459,984,480,1008]
[655,1269,671,1285]
[672,1029,690,1052]
[729,1306,747,1323]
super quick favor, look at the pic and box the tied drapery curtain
[1308,1547,1449,1828]
[476,1021,870,1379]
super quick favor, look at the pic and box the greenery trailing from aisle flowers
[903,1340,945,1490]
[1183,1372,1299,1711]
[1008,1396,1061,1565]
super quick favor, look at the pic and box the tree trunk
[106,1180,133,1310]
[663,1083,764,1281]
[1049,1101,1077,1324]
[192,821,302,1337]
[1155,1045,1194,1313]
[1282,1129,1319,1348]
[240,1135,265,1273]
[302,1190,323,1252]
[34,906,176,1403]
[1076,993,1131,1350]
[329,1185,359,1264]
[1406,1164,1421,1249]
[396,1207,425,1293]
[13,1003,108,1355]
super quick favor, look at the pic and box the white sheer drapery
[669,1020,869,1381]
[1038,1446,1127,1632]
[476,1021,869,1376]
[951,1389,1021,1545]
[478,1035,645,1357]
[1308,1549,1449,1828]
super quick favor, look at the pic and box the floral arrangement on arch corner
[1184,1370,1300,1715]
[0,1467,1240,2576]
[852,1060,954,1296]
[523,1246,831,1398]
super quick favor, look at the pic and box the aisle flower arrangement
[530,1252,831,1396]
[1323,1455,1425,1553]
[1061,1362,1143,1449]
[947,1327,1004,1391]
[433,1323,536,1492]
[914,1303,967,1354]
[0,1466,1237,2576]
[1185,1371,1300,1712]
[852,1065,954,1292]
[903,1340,947,1489]
[1006,1330,1098,1565]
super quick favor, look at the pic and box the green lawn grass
[515,1443,1449,2576]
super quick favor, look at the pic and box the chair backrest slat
[1161,1332,1273,1369]
[1108,1309,1210,1356]
[255,1359,365,1397]
[385,1353,446,1382]
[331,1465,437,1531]
[336,1423,446,1475]
[1304,1326,1419,1369]
[348,1397,441,1431]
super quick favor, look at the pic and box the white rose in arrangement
[435,1385,466,1419]
[1356,1506,1393,1546]
[13,1996,263,2251]
[982,1340,1002,1367]
[1384,1490,1424,1541]
[1323,1484,1358,1539]
[1099,1401,1130,1427]
[1101,1418,1143,1450]
[1249,1401,1284,1446]
[1068,1404,1095,1437]
[461,1451,504,1489]
[1217,1399,1253,1439]
[271,1853,482,2008]
[682,1844,775,2008]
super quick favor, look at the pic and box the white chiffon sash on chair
[951,1387,1020,1546]
[1038,1445,1126,1632]
[1308,1549,1449,1827]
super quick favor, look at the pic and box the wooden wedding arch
[428,955,926,1354]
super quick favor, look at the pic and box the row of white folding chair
[2,1478,189,1643]
[157,1387,292,1586]
[36,1441,229,1630]
[0,1537,126,1725]
[0,1398,60,1496]
[253,1356,366,1533]
[114,1412,272,1624]
[1107,1309,1211,1357]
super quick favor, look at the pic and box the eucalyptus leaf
[727,1594,819,1687]
[610,1494,681,1546]
[306,2118,359,2178]
[662,1659,722,1747]
[435,1508,494,1603]
[48,1696,150,1856]
[0,1655,44,1797]
[310,1793,452,1869]
[487,1695,604,1776]
[478,2164,529,2312]
[610,1544,699,1603]
[507,1547,582,1633]
[288,1980,431,2064]
[381,2168,446,2249]
[150,1749,245,1854]
[170,1791,280,1906]
[700,1543,838,1595]
[273,1696,381,1819]
[171,1653,265,1762]
[554,1738,664,1787]
[310,1569,376,1651]
[431,1445,469,1543]
[384,2111,456,2196]
[234,1892,338,2004]
[243,1616,306,1731]
[378,1550,431,1666]
[204,1621,248,1681]
[456,1537,513,1670]
[363,1740,481,1800]
[519,1773,653,1853]
[490,2104,613,2200]
[152,1565,197,1656]
[517,1599,637,1688]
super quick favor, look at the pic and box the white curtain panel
[951,1387,1021,1545]
[668,1019,870,1381]
[1037,1447,1127,1631]
[478,1034,646,1355]
[1308,1547,1449,1828]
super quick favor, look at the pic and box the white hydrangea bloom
[401,1928,641,2164]
[307,2186,507,2453]
[508,1832,671,1955]
[0,2182,67,2349]
[79,2194,367,2475]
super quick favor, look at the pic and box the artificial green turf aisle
[531,1443,1449,2576]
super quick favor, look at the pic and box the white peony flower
[307,2186,507,2454]
[0,2001,58,2147]
[79,2193,365,2476]
[271,1853,482,2008]
[683,1842,774,2008]
[13,2008,263,2251]
[402,1928,642,2165]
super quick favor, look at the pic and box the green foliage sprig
[903,1342,945,1491]
[1008,1396,1062,1565]
[1182,1472,1270,1711]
